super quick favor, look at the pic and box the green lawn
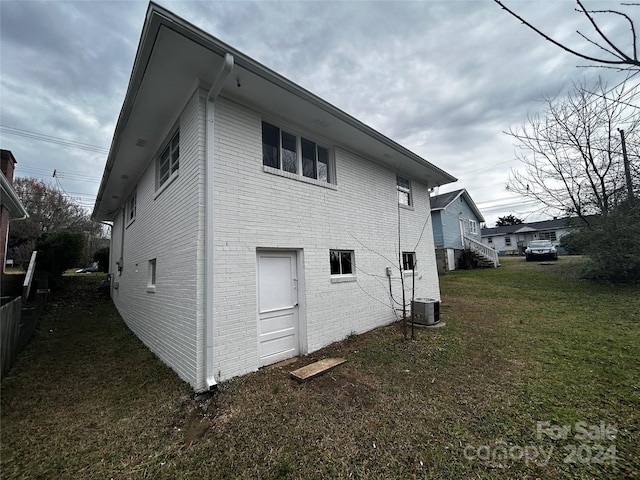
[1,257,638,479]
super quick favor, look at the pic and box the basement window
[402,252,416,271]
[147,259,156,292]
[330,250,356,282]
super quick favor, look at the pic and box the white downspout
[204,53,234,390]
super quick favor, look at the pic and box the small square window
[147,259,156,291]
[397,175,411,206]
[402,252,416,271]
[330,250,354,275]
[505,236,512,246]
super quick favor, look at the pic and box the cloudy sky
[1,0,637,226]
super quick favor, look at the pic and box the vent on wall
[136,138,147,147]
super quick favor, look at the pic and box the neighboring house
[91,4,457,393]
[430,188,498,272]
[1,150,28,275]
[481,217,577,255]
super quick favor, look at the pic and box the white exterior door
[257,251,299,366]
[447,248,456,271]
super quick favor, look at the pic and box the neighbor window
[505,236,512,246]
[402,252,416,271]
[330,250,354,275]
[539,231,557,241]
[488,236,493,244]
[126,190,136,223]
[262,122,332,183]
[469,219,478,234]
[397,175,411,206]
[147,259,156,291]
[158,129,180,188]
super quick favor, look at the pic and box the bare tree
[494,0,639,70]
[9,177,106,267]
[506,78,640,223]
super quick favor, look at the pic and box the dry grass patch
[1,258,638,479]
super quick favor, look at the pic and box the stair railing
[463,237,500,268]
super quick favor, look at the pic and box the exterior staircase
[463,236,500,268]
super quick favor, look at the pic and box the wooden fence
[1,297,22,379]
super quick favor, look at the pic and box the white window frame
[126,190,136,226]
[469,219,478,235]
[157,129,180,190]
[261,121,334,184]
[539,231,557,241]
[402,252,416,272]
[397,175,412,206]
[147,258,156,292]
[505,236,512,246]
[330,249,356,282]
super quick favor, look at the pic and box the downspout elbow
[208,53,234,102]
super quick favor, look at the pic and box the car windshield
[529,241,551,248]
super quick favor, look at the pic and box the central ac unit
[411,298,440,326]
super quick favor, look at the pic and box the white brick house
[92,3,456,392]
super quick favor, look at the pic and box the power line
[0,125,109,154]
[16,166,101,183]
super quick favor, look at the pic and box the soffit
[93,5,456,220]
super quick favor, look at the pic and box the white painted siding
[110,89,205,389]
[211,97,441,381]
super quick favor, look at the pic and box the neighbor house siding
[431,210,444,247]
[211,97,441,381]
[438,196,482,249]
[110,89,205,388]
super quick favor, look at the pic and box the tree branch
[494,0,640,68]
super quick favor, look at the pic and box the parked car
[76,263,100,273]
[525,240,558,261]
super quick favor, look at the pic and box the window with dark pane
[262,122,280,168]
[157,128,180,189]
[402,252,416,271]
[281,131,297,173]
[330,251,341,275]
[170,130,179,173]
[261,120,333,184]
[340,252,353,274]
[317,146,330,182]
[330,249,354,275]
[301,138,317,179]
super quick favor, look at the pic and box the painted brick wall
[110,88,205,389]
[211,97,441,381]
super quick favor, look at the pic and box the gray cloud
[1,0,636,224]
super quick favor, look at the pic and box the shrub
[572,200,640,284]
[35,231,84,278]
[93,247,110,273]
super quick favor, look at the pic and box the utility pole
[618,129,634,200]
